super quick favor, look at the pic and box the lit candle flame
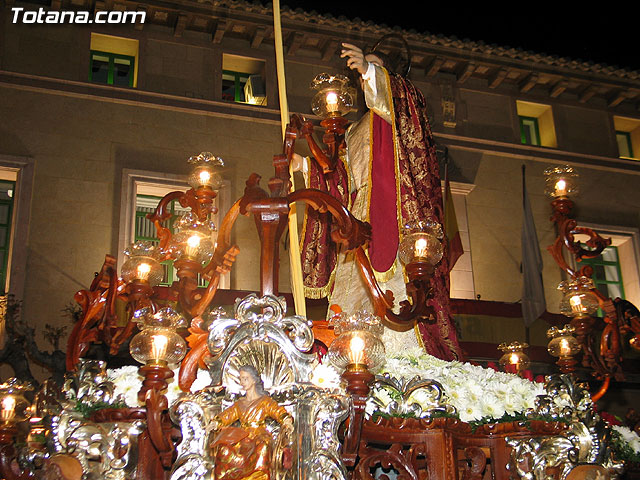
[509,353,520,365]
[137,262,151,280]
[1,396,16,423]
[326,91,339,113]
[414,238,428,259]
[349,335,365,366]
[569,295,584,314]
[559,338,571,356]
[150,334,168,362]
[199,169,211,185]
[555,179,567,197]
[185,234,201,258]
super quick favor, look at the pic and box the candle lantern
[121,241,164,287]
[0,379,32,444]
[543,165,579,199]
[130,306,188,403]
[558,276,599,319]
[547,324,581,373]
[327,311,385,395]
[130,307,188,367]
[398,220,444,279]
[170,212,217,265]
[310,73,356,119]
[498,341,530,374]
[187,152,224,191]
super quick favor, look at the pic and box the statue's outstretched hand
[341,42,368,75]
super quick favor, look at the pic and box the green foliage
[73,400,128,419]
[611,429,640,464]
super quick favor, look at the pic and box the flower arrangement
[612,425,640,464]
[370,348,545,423]
[107,366,211,407]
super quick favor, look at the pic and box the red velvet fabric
[369,114,399,273]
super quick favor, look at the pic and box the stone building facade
[1,0,639,409]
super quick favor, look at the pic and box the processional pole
[273,0,306,317]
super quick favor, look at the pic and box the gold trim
[303,266,336,299]
[382,68,405,245]
[414,322,425,351]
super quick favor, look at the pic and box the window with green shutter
[135,194,208,287]
[0,181,15,295]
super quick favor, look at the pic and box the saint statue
[298,36,464,361]
[211,365,293,480]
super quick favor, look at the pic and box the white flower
[378,351,543,423]
[108,366,143,407]
[371,387,393,407]
[459,403,484,423]
[190,368,212,392]
[310,363,342,391]
[613,425,640,455]
[480,393,506,420]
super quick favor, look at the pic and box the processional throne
[169,293,349,480]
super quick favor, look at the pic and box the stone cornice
[197,0,640,82]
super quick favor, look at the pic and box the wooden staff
[273,0,306,317]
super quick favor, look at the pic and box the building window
[222,70,251,103]
[575,225,640,308]
[516,100,557,147]
[0,182,15,296]
[0,156,34,302]
[90,51,135,87]
[519,116,541,146]
[613,116,640,160]
[135,195,190,286]
[581,246,625,300]
[89,33,139,87]
[222,54,266,105]
[119,170,231,289]
[616,131,633,158]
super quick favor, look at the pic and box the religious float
[1,39,639,480]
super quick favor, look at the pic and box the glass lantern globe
[121,241,164,286]
[498,341,530,372]
[558,276,599,318]
[547,325,581,358]
[326,311,385,372]
[0,379,32,425]
[543,165,579,199]
[398,220,444,266]
[187,152,224,190]
[129,307,188,366]
[170,212,217,264]
[310,73,356,118]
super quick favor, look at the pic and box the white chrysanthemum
[108,366,143,407]
[364,397,378,417]
[459,403,484,423]
[190,368,212,392]
[165,375,183,406]
[372,387,393,407]
[613,425,640,454]
[310,363,342,390]
[480,393,506,420]
[376,351,544,422]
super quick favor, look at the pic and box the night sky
[279,2,640,72]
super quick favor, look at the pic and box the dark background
[277,2,640,72]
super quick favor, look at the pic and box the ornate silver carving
[507,374,625,479]
[295,388,349,480]
[206,294,318,388]
[370,373,456,419]
[21,360,145,480]
[170,293,349,480]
